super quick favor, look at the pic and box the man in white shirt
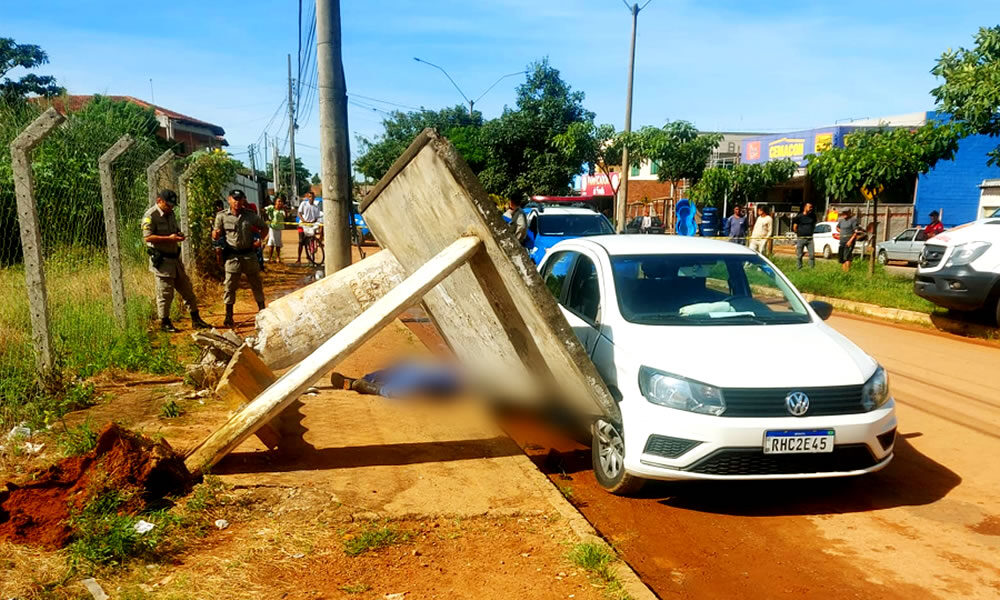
[296,191,321,264]
[640,206,653,233]
[504,197,528,244]
[749,205,773,254]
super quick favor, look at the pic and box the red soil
[0,423,190,548]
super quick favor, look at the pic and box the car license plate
[763,429,835,454]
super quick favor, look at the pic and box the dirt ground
[0,237,617,600]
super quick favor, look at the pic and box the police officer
[213,189,267,327]
[142,190,211,332]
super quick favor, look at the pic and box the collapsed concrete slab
[185,129,617,474]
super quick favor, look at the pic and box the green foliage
[931,25,1000,165]
[355,105,483,181]
[67,491,183,568]
[310,173,321,185]
[159,399,182,419]
[57,419,98,456]
[772,255,937,313]
[0,38,64,100]
[276,155,313,196]
[691,159,797,208]
[479,59,596,199]
[182,149,240,280]
[339,583,372,594]
[806,123,962,201]
[626,121,722,188]
[185,475,225,512]
[568,542,631,600]
[343,523,409,556]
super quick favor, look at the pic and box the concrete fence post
[99,134,135,326]
[177,162,197,267]
[10,107,65,375]
[146,149,175,208]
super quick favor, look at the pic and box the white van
[914,208,1000,324]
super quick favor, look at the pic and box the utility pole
[272,136,280,195]
[287,53,299,206]
[248,144,256,181]
[317,0,353,271]
[263,136,269,192]
[616,2,641,233]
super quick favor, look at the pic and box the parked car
[624,215,664,234]
[538,235,897,493]
[523,206,614,264]
[915,208,1000,324]
[876,228,927,265]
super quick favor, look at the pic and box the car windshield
[610,253,811,326]
[538,214,614,236]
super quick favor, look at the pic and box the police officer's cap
[158,190,177,205]
[229,189,247,201]
[930,210,939,217]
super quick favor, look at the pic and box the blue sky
[5,1,997,176]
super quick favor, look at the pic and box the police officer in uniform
[213,189,267,327]
[142,190,211,332]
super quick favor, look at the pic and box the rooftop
[41,95,226,137]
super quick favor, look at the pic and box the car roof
[560,234,758,256]
[531,207,598,216]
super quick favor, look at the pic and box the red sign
[746,141,761,161]
[582,172,620,196]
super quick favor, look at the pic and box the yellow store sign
[814,132,833,153]
[768,137,805,159]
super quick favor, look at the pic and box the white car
[539,235,897,493]
[915,208,1000,324]
[812,221,841,259]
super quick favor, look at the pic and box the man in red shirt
[924,210,944,238]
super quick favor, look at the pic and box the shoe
[257,301,266,311]
[160,319,180,333]
[190,311,211,329]
[223,305,235,328]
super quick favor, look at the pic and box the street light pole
[317,0,353,272]
[616,2,642,233]
[414,57,526,118]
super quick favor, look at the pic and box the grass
[771,255,938,313]
[338,583,372,594]
[568,542,633,600]
[56,418,99,456]
[159,399,183,419]
[343,523,410,556]
[558,484,575,500]
[0,253,185,429]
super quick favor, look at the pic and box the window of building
[650,161,659,175]
[630,164,640,177]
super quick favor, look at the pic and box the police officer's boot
[223,304,235,328]
[257,300,266,311]
[190,310,211,330]
[160,318,181,333]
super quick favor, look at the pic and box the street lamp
[413,57,526,116]
[616,0,654,232]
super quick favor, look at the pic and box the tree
[553,122,625,196]
[354,105,484,181]
[311,173,321,185]
[805,123,962,202]
[931,26,1000,164]
[626,121,723,201]
[277,155,312,196]
[689,159,797,209]
[0,38,64,101]
[478,59,596,200]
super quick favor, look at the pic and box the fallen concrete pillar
[251,248,407,370]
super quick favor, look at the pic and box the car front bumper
[914,265,998,311]
[622,400,897,481]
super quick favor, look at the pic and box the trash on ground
[7,425,31,440]
[215,519,229,530]
[80,577,109,600]
[23,442,44,454]
[134,520,156,534]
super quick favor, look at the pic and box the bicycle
[299,222,325,266]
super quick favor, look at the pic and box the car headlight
[861,366,890,411]
[638,366,726,416]
[946,241,991,267]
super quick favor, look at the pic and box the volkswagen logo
[785,391,810,416]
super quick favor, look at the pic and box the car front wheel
[592,419,645,495]
[877,250,888,265]
[823,245,832,259]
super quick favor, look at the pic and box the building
[739,112,1000,228]
[41,95,227,155]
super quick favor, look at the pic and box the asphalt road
[504,314,1000,600]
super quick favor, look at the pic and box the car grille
[720,385,864,417]
[920,245,945,268]
[686,444,879,476]
[644,435,701,459]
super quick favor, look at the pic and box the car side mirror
[810,300,833,320]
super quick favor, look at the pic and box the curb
[800,292,998,340]
[510,449,659,600]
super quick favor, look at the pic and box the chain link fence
[0,96,185,428]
